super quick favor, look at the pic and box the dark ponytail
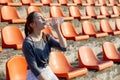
[25,11,37,37]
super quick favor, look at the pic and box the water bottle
[45,17,64,27]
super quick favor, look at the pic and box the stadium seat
[69,6,91,20]
[49,51,88,80]
[57,0,77,6]
[112,6,120,16]
[1,6,26,23]
[95,0,107,6]
[100,19,120,35]
[102,42,120,62]
[1,26,24,49]
[27,6,42,14]
[85,6,106,19]
[107,0,118,6]
[82,21,108,38]
[0,0,22,6]
[60,22,89,41]
[21,0,43,6]
[42,25,58,39]
[115,18,120,31]
[86,0,96,6]
[78,46,114,70]
[6,56,27,80]
[40,0,60,6]
[100,6,118,18]
[50,6,74,21]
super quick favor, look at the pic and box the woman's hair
[25,11,37,37]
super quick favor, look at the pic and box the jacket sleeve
[22,40,42,77]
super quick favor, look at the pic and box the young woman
[22,11,67,80]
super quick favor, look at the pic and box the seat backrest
[42,26,54,36]
[1,6,19,21]
[100,19,113,33]
[86,6,97,17]
[41,0,52,4]
[60,22,78,37]
[78,46,98,66]
[50,6,64,17]
[21,0,35,4]
[102,42,120,59]
[2,26,24,44]
[57,0,68,5]
[0,0,13,4]
[82,21,97,35]
[86,0,95,5]
[6,56,27,80]
[112,6,120,15]
[98,0,106,5]
[27,6,42,14]
[69,6,82,17]
[100,6,110,16]
[115,18,120,30]
[49,52,72,73]
[73,0,82,4]
[108,0,117,5]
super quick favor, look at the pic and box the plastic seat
[49,51,88,80]
[1,6,26,23]
[6,56,27,80]
[21,0,43,6]
[40,0,60,6]
[57,0,77,6]
[112,6,120,16]
[115,18,120,31]
[100,19,120,35]
[86,6,106,19]
[1,26,24,49]
[100,6,118,18]
[27,6,42,14]
[86,0,96,6]
[69,6,91,20]
[95,0,107,6]
[78,46,114,70]
[107,0,117,6]
[60,22,89,41]
[82,21,108,38]
[102,42,120,62]
[50,6,74,21]
[42,26,58,39]
[0,0,22,6]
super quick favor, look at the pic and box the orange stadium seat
[6,56,27,80]
[85,6,106,19]
[112,6,120,16]
[78,46,114,70]
[95,0,107,6]
[69,6,91,20]
[49,51,88,80]
[57,0,77,6]
[115,18,120,31]
[1,6,26,23]
[100,19,120,35]
[21,0,43,6]
[0,0,22,6]
[1,26,24,49]
[27,6,42,14]
[50,6,74,21]
[107,0,118,6]
[86,0,96,6]
[102,42,120,62]
[100,6,118,18]
[42,25,58,39]
[60,22,89,41]
[40,0,60,6]
[82,21,108,38]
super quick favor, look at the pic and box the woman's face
[33,13,46,30]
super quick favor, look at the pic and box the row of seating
[1,0,120,6]
[0,18,120,51]
[1,5,120,24]
[6,41,120,80]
